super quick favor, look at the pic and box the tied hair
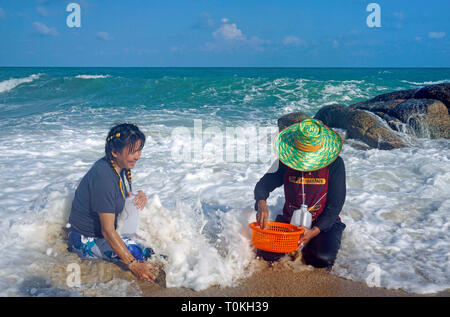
[105,123,146,195]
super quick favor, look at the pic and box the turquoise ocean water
[0,68,449,295]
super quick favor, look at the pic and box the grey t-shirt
[69,157,129,238]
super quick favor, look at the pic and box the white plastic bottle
[300,204,312,229]
[290,209,302,227]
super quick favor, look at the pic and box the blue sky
[0,0,449,67]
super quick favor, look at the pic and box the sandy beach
[32,233,448,298]
[134,256,450,297]
[137,268,449,298]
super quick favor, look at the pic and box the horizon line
[1,66,450,69]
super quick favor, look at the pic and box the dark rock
[314,104,406,150]
[277,112,310,131]
[370,89,418,102]
[352,95,450,139]
[407,113,450,139]
[283,84,450,150]
[374,112,404,132]
[387,99,448,123]
[346,110,405,150]
[350,89,418,109]
[414,83,450,111]
[349,99,405,113]
[374,111,396,122]
[363,124,406,150]
[313,104,351,129]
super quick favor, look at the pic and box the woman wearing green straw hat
[254,118,346,268]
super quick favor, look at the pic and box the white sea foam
[320,82,369,103]
[0,118,265,295]
[75,75,109,79]
[1,114,448,295]
[133,195,256,290]
[400,79,450,86]
[0,74,41,94]
[332,141,450,294]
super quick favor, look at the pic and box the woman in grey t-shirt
[68,123,156,283]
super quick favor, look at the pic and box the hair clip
[107,132,121,143]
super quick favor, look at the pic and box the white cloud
[428,32,446,39]
[33,22,58,36]
[96,31,113,41]
[213,22,245,41]
[205,19,270,52]
[282,35,306,47]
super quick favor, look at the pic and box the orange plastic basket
[249,222,304,253]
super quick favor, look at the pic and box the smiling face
[111,139,142,171]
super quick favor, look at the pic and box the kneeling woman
[67,123,156,282]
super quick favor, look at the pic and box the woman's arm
[314,156,346,232]
[254,160,286,228]
[99,212,156,282]
[254,160,286,207]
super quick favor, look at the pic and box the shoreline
[44,245,450,297]
[136,258,450,297]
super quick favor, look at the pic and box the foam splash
[134,195,256,291]
[400,79,450,86]
[0,176,257,295]
[75,75,109,79]
[333,142,450,294]
[0,74,41,94]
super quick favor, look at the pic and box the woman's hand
[298,226,320,249]
[256,200,269,229]
[128,261,157,282]
[132,190,147,210]
[100,213,155,282]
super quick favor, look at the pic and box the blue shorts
[67,230,154,262]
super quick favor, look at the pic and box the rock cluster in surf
[279,83,450,150]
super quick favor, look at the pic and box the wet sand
[44,240,449,298]
[136,257,450,297]
[42,258,450,297]
[41,241,449,298]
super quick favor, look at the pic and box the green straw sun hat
[274,119,342,172]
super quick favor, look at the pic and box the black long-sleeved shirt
[254,156,346,232]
